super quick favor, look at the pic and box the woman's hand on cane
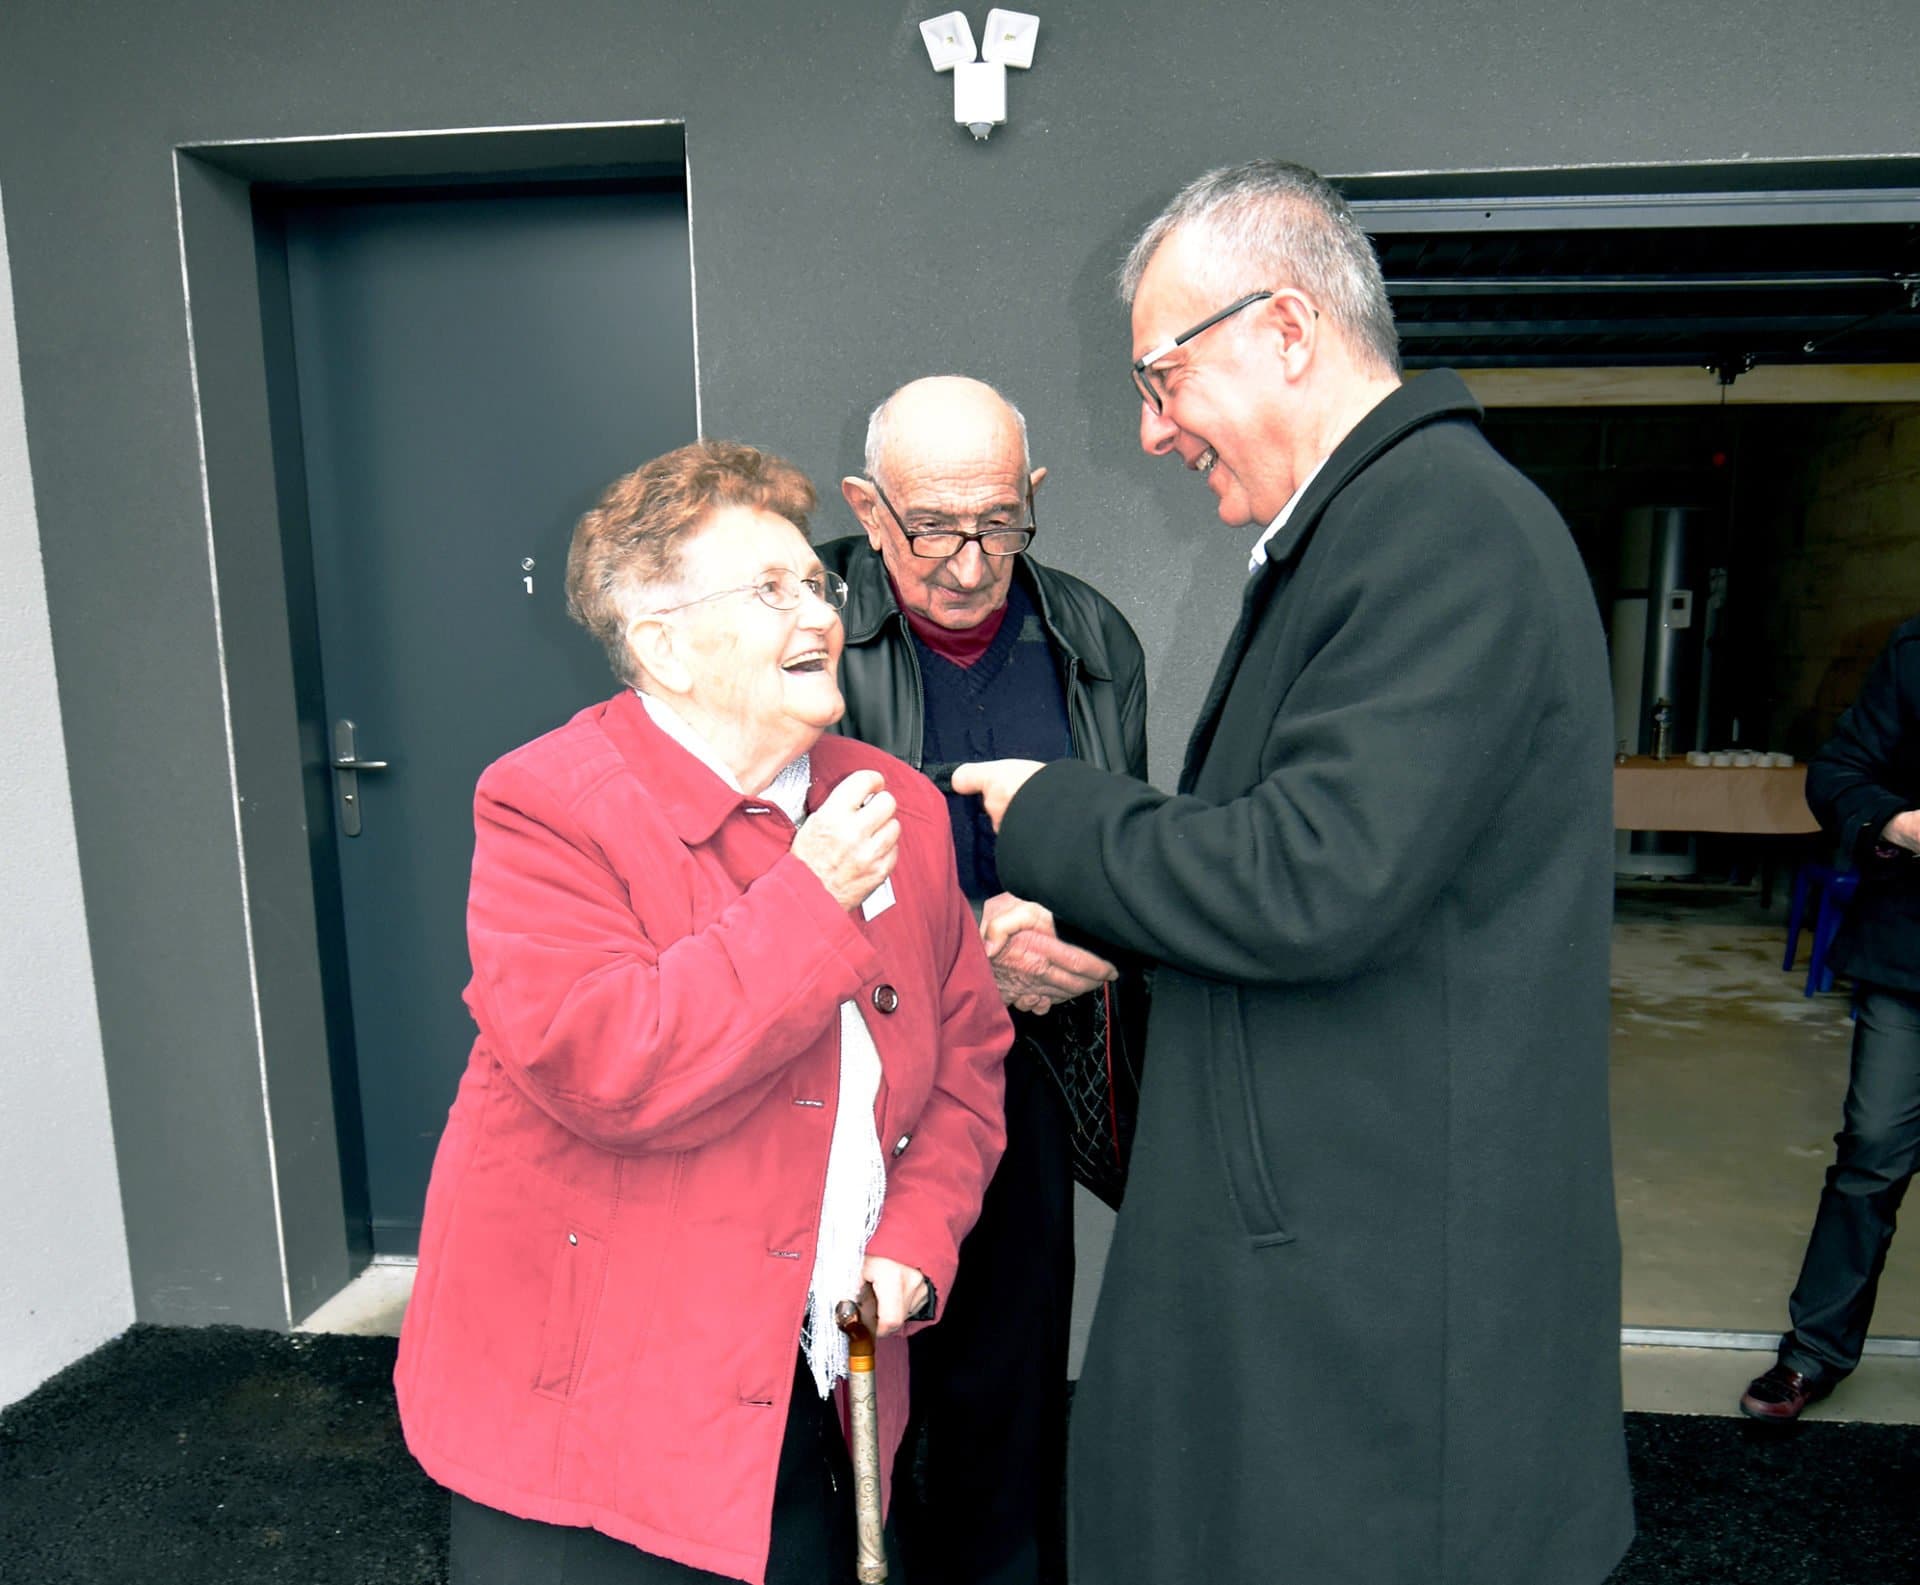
[860,1255,929,1336]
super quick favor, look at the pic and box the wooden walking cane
[834,1286,887,1584]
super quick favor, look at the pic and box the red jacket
[395,690,1010,1583]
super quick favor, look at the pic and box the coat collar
[1178,370,1484,791]
[599,689,858,845]
[1251,369,1483,575]
[835,541,1110,681]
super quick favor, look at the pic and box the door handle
[331,720,388,837]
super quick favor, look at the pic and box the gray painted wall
[2,0,1917,1329]
[0,187,134,1405]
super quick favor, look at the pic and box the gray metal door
[281,183,696,1253]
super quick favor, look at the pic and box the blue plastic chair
[1782,863,1860,997]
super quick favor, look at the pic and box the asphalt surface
[4,1325,1916,1584]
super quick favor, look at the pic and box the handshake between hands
[791,759,1114,1014]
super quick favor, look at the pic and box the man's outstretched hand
[950,758,1045,831]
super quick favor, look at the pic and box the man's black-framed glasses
[1130,289,1274,414]
[868,479,1036,559]
[651,567,849,616]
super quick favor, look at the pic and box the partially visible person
[395,439,1011,1585]
[822,375,1148,1585]
[1743,614,1920,1422]
[956,160,1634,1585]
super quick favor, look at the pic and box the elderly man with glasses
[821,375,1148,1585]
[956,162,1635,1585]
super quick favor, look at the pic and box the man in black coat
[1743,615,1920,1421]
[957,161,1634,1584]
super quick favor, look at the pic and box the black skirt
[449,1350,879,1584]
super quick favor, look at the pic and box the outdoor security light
[917,8,1039,141]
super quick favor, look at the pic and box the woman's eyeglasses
[652,568,850,616]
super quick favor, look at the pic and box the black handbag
[1021,971,1145,1210]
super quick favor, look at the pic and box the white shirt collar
[1248,457,1328,575]
[636,690,811,823]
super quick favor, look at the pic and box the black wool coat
[996,372,1635,1585]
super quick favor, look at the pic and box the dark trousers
[449,1352,869,1585]
[896,1035,1075,1585]
[1780,982,1920,1381]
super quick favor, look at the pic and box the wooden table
[1613,756,1818,836]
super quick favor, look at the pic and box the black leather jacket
[817,536,1150,782]
[817,534,1153,1206]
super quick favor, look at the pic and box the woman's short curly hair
[566,438,818,685]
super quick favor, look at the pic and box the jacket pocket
[532,1224,608,1399]
[1201,986,1294,1249]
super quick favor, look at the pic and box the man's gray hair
[1119,160,1401,378]
[863,377,1033,483]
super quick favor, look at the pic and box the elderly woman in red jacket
[395,439,1011,1585]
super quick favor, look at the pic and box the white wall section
[0,186,133,1408]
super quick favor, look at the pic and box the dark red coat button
[871,984,899,1014]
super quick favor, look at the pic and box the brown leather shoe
[1739,1364,1831,1421]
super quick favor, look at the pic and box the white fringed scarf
[637,693,888,1397]
[802,1002,887,1397]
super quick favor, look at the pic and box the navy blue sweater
[913,578,1073,900]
